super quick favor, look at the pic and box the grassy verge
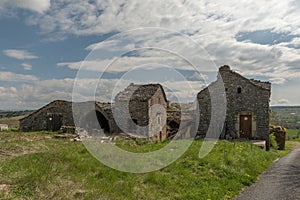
[0,132,295,199]
[291,138,300,142]
[288,129,300,139]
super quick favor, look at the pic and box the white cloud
[0,71,38,82]
[3,50,38,60]
[189,72,209,81]
[85,40,135,51]
[2,0,300,107]
[270,78,286,85]
[24,0,299,36]
[21,63,33,71]
[57,56,194,72]
[0,73,208,109]
[38,0,298,85]
[277,99,290,104]
[0,0,51,13]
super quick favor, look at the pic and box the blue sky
[0,0,300,109]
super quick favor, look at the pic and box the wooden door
[239,115,252,138]
[47,114,63,131]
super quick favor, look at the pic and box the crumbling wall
[269,125,286,150]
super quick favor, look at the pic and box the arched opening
[96,111,110,134]
[167,120,180,138]
[82,110,111,134]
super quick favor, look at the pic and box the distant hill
[0,110,35,119]
[0,110,35,129]
[271,106,300,109]
[270,106,300,129]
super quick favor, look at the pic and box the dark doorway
[96,111,110,133]
[240,115,252,138]
[47,113,63,131]
[159,131,162,141]
[82,111,110,134]
[167,121,179,138]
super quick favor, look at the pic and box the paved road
[235,144,300,200]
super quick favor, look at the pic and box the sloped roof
[249,79,271,90]
[95,102,112,110]
[198,65,271,95]
[115,83,168,102]
[219,65,271,91]
[20,100,112,122]
[19,100,72,121]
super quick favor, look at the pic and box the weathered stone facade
[19,100,119,134]
[166,104,198,140]
[20,68,271,147]
[197,65,271,145]
[114,83,168,141]
[20,100,74,132]
[20,83,168,142]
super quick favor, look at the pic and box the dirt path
[235,144,300,200]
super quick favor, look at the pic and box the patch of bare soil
[0,184,9,191]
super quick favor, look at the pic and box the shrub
[270,133,278,150]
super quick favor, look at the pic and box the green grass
[0,132,295,200]
[291,138,300,142]
[0,116,25,129]
[287,129,300,139]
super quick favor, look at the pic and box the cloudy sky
[0,0,300,110]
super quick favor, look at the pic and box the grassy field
[287,129,300,139]
[0,132,294,200]
[0,116,25,129]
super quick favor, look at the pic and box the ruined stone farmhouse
[20,65,271,144]
[20,83,168,141]
[114,83,168,141]
[197,65,271,142]
[19,100,120,134]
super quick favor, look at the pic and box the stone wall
[197,66,271,144]
[19,100,118,134]
[19,100,74,132]
[114,84,168,141]
[148,87,167,141]
[269,125,286,150]
[78,102,120,134]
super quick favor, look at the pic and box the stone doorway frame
[235,111,257,139]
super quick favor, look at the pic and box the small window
[237,87,242,94]
[157,114,162,124]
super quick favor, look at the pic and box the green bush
[270,133,278,149]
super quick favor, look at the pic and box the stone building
[20,100,74,132]
[79,102,120,134]
[20,68,271,146]
[19,100,119,133]
[197,65,271,144]
[114,83,168,141]
[19,83,168,141]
